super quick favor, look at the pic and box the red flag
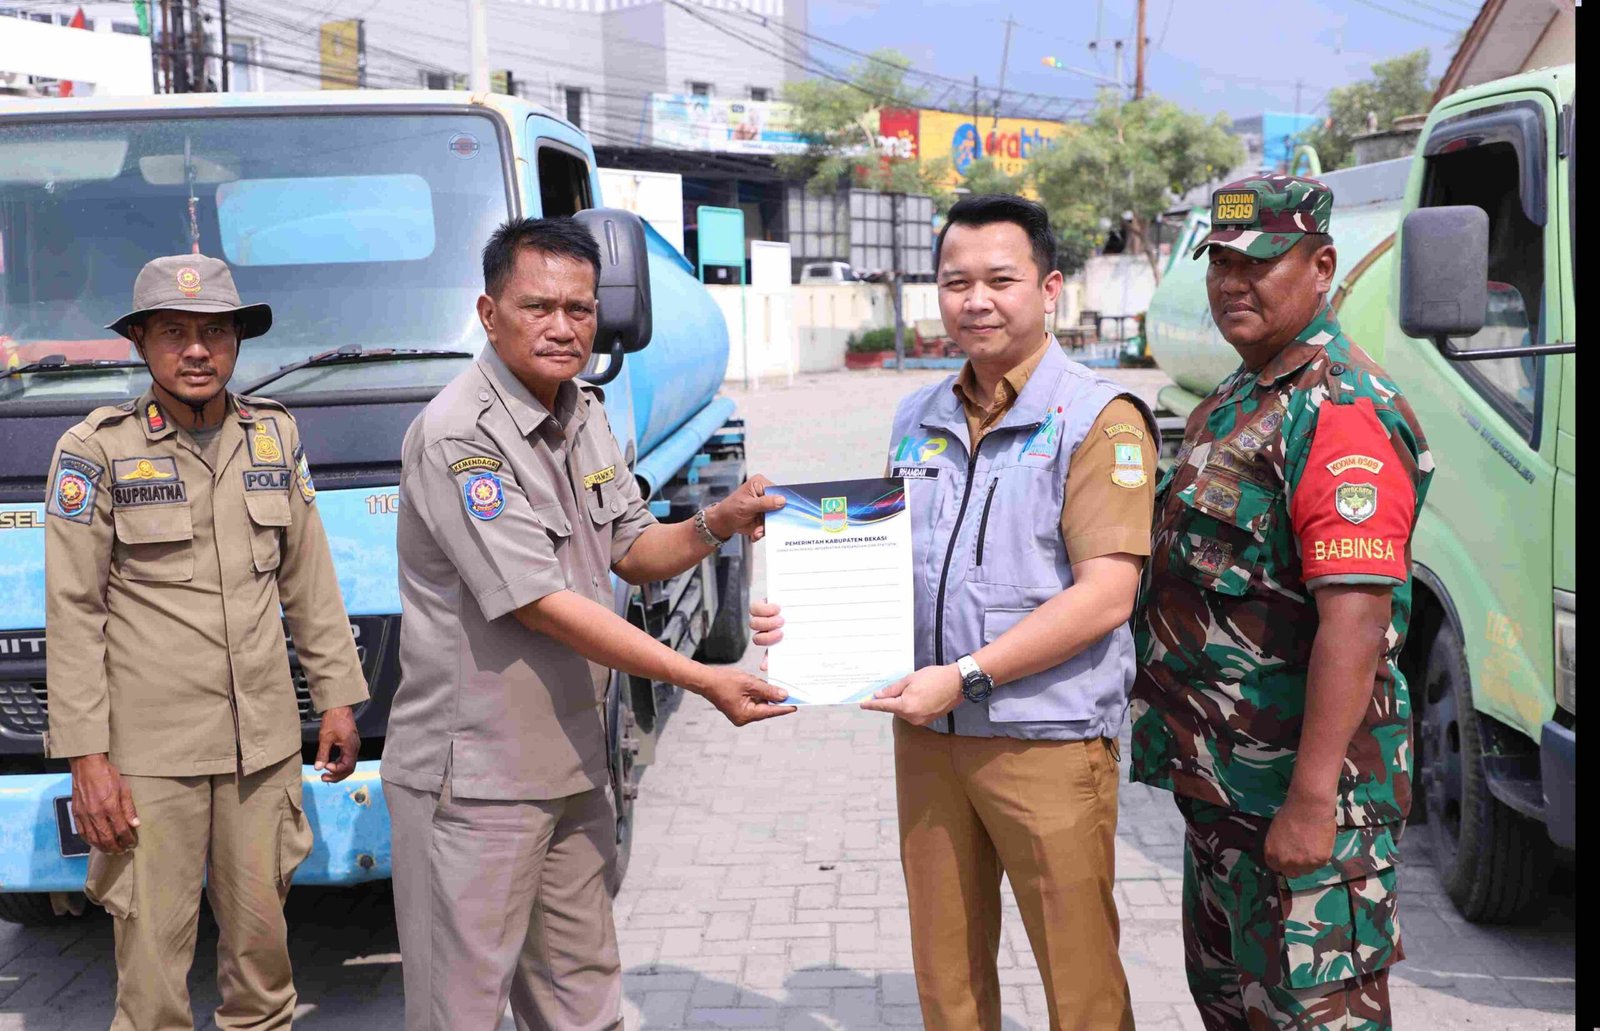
[59,8,88,98]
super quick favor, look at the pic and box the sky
[805,0,1475,123]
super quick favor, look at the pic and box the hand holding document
[762,478,915,705]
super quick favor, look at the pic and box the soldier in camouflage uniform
[1129,175,1433,1030]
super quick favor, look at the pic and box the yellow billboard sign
[915,109,1067,188]
[319,20,364,90]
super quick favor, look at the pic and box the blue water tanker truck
[0,91,752,923]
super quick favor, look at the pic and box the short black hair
[935,194,1058,280]
[482,216,602,298]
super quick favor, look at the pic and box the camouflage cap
[106,254,273,342]
[1191,174,1333,261]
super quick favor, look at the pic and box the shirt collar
[477,344,579,439]
[1254,304,1342,387]
[951,334,1054,413]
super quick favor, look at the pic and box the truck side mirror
[1399,205,1488,340]
[575,207,653,355]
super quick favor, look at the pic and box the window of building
[536,144,593,218]
[1420,106,1550,438]
[689,81,712,97]
[749,87,770,102]
[111,21,143,35]
[227,38,259,92]
[564,87,584,129]
[422,71,453,91]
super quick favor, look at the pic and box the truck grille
[0,617,390,736]
[0,681,48,736]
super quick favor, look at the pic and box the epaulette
[577,381,607,404]
[80,401,139,432]
[233,392,289,414]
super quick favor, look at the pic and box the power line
[1345,0,1462,32]
[1389,0,1476,22]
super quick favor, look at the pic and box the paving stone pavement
[0,368,1575,1030]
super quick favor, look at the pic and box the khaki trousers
[83,754,313,1031]
[385,781,622,1031]
[894,720,1134,1031]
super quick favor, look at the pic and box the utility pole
[1294,77,1303,117]
[466,0,490,93]
[189,0,205,91]
[890,193,905,372]
[1113,40,1124,93]
[170,0,187,91]
[992,14,1015,129]
[219,0,229,92]
[971,75,980,130]
[1134,0,1146,100]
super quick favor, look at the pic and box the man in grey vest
[754,195,1156,1029]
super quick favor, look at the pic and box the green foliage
[1299,50,1434,171]
[778,50,939,196]
[1026,93,1243,278]
[849,327,898,352]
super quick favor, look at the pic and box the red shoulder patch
[1290,397,1415,585]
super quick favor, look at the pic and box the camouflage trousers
[1176,796,1404,1031]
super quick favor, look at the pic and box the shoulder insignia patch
[582,465,617,489]
[463,471,505,521]
[293,445,316,504]
[145,403,166,434]
[1326,454,1384,477]
[251,419,285,466]
[48,452,104,523]
[1335,482,1378,524]
[1103,421,1146,440]
[1111,443,1147,488]
[449,455,504,475]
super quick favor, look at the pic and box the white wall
[1083,255,1157,334]
[0,16,152,95]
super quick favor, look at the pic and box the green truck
[1146,64,1575,923]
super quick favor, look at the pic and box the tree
[1299,49,1434,171]
[1027,92,1242,279]
[779,50,947,199]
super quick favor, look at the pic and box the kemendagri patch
[463,472,505,521]
[449,455,503,475]
[1335,482,1377,525]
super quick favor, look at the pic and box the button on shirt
[382,347,656,801]
[44,391,369,777]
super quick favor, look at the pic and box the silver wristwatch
[693,508,728,548]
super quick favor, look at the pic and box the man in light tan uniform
[385,217,793,1031]
[44,255,370,1031]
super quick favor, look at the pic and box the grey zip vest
[886,342,1148,740]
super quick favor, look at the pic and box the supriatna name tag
[112,481,187,507]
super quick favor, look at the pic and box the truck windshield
[0,110,510,405]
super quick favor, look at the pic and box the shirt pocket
[584,479,625,530]
[1276,859,1402,988]
[967,465,1059,589]
[112,505,195,582]
[982,606,1100,723]
[1166,472,1281,597]
[244,491,292,573]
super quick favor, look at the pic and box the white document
[763,478,915,705]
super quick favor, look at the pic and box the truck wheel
[0,891,94,926]
[697,536,752,664]
[605,673,638,897]
[1419,624,1551,923]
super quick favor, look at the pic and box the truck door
[1391,90,1565,739]
[522,115,639,468]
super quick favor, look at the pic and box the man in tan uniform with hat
[44,254,370,1030]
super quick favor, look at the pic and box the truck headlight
[1554,591,1575,716]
